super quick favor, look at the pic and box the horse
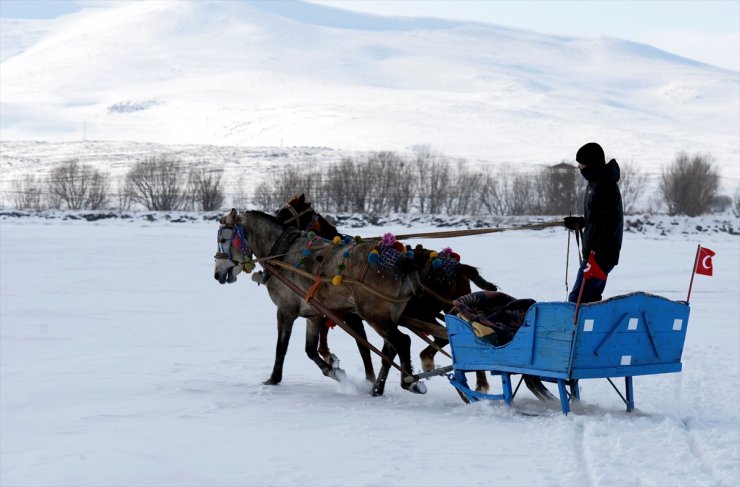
[275,194,557,401]
[214,209,427,395]
[275,194,499,394]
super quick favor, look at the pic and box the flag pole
[686,244,700,304]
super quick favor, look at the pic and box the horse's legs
[419,337,448,372]
[370,326,425,395]
[318,321,331,361]
[371,340,396,397]
[265,308,297,385]
[345,314,376,383]
[475,371,490,393]
[318,314,376,383]
[305,317,345,381]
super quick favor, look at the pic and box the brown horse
[214,209,426,395]
[275,194,500,393]
[275,195,558,402]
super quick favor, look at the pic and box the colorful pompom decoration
[332,275,343,285]
[381,233,396,247]
[430,251,438,259]
[332,236,341,245]
[432,258,443,269]
[307,231,316,239]
[450,252,461,262]
[368,250,380,264]
[302,248,311,257]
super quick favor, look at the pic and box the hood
[581,158,620,183]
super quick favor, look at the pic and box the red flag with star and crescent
[695,246,716,276]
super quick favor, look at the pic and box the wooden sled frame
[445,292,690,414]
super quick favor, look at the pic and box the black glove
[564,216,585,231]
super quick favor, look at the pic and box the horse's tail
[458,263,499,291]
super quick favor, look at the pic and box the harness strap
[304,275,322,303]
[281,206,313,226]
[265,259,412,304]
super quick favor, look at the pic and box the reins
[367,220,563,241]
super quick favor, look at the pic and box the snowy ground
[1,215,738,486]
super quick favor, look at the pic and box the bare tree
[426,155,450,214]
[252,180,277,211]
[619,162,648,214]
[411,145,435,213]
[478,170,507,215]
[505,171,537,215]
[324,157,355,213]
[660,152,720,216]
[125,157,186,211]
[231,174,252,211]
[187,167,225,211]
[12,174,45,210]
[734,185,740,217]
[114,180,135,211]
[445,164,482,215]
[46,159,110,210]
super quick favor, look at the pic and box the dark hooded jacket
[580,159,624,269]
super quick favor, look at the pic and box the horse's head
[213,208,254,284]
[276,193,314,230]
[276,194,340,239]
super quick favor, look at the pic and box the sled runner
[443,292,690,414]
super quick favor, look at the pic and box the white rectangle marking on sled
[584,319,594,332]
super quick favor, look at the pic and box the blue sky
[1,0,738,70]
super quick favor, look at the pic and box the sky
[0,0,738,71]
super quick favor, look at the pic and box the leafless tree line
[9,157,225,212]
[5,150,731,217]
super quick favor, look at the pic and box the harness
[215,224,248,262]
[279,205,314,228]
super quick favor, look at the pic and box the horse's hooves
[475,385,490,394]
[263,378,280,386]
[403,380,427,394]
[420,358,435,373]
[328,353,340,368]
[371,379,386,396]
[330,367,346,382]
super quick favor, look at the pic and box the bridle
[278,203,314,228]
[215,223,250,264]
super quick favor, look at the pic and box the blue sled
[445,292,690,414]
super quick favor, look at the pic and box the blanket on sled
[452,291,535,346]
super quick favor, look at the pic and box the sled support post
[557,379,570,415]
[625,376,634,412]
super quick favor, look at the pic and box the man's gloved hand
[564,216,585,231]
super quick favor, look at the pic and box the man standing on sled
[564,142,624,303]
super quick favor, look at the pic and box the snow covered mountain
[1,0,738,181]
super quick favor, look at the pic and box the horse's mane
[244,210,285,227]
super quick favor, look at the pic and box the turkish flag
[584,251,608,280]
[695,246,716,276]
